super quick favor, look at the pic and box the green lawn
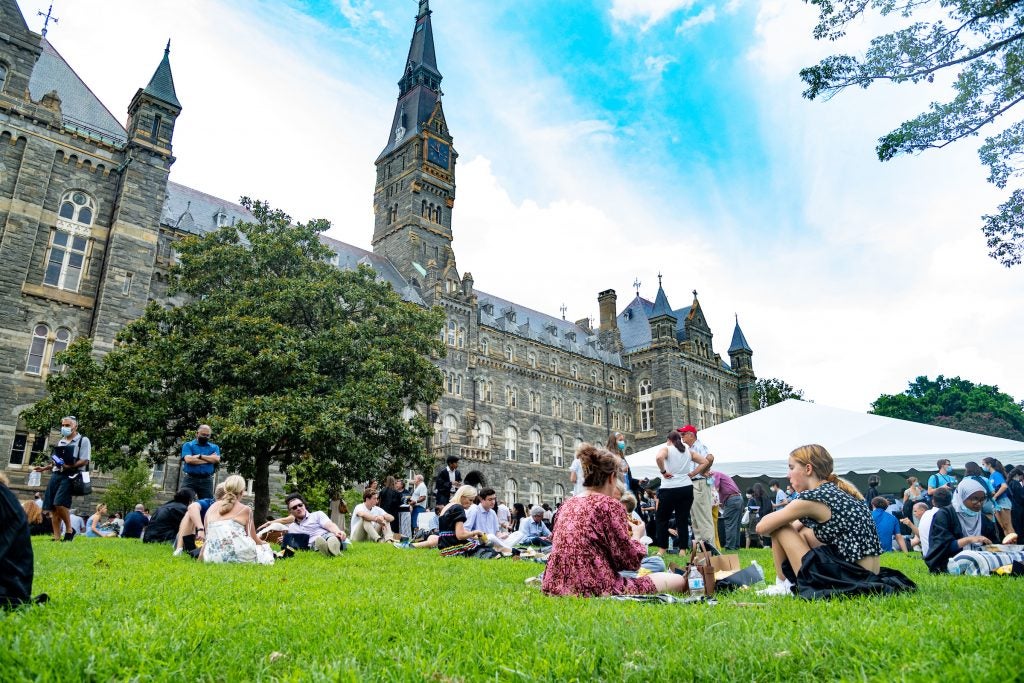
[1,539,1018,682]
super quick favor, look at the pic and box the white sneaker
[756,579,793,597]
[172,547,183,557]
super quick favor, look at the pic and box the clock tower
[372,0,458,300]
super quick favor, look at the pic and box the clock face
[427,139,450,169]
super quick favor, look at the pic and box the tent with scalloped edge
[625,399,1024,480]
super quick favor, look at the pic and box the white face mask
[61,426,73,437]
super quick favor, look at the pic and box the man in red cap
[677,425,716,547]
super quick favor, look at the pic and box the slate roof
[650,284,674,318]
[617,294,698,354]
[319,235,425,306]
[728,317,753,354]
[476,290,624,367]
[161,182,254,236]
[143,42,180,109]
[28,39,127,147]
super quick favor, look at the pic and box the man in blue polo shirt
[181,425,220,500]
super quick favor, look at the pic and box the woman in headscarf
[924,478,998,574]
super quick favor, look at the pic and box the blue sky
[15,0,1024,413]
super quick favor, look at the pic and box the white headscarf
[952,479,985,538]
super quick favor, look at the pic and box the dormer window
[565,331,576,343]
[215,211,229,228]
[504,309,516,323]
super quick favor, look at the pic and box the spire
[650,280,674,319]
[728,314,753,354]
[143,39,180,109]
[418,0,430,19]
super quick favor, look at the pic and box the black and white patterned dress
[798,482,882,563]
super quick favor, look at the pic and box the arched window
[591,368,598,384]
[445,372,454,394]
[454,374,462,396]
[478,421,492,448]
[484,381,492,402]
[434,206,442,223]
[480,337,489,355]
[709,394,718,426]
[549,356,557,373]
[639,379,653,432]
[552,434,564,467]
[505,479,518,505]
[530,391,540,412]
[505,345,513,362]
[574,402,582,422]
[456,326,465,349]
[728,397,737,417]
[529,429,542,464]
[45,193,95,292]
[421,199,428,217]
[530,481,542,506]
[443,415,458,443]
[25,324,49,374]
[551,397,561,418]
[527,351,537,368]
[50,328,71,372]
[696,389,706,430]
[570,364,578,379]
[505,426,517,460]
[592,406,602,426]
[446,321,457,346]
[553,484,566,504]
[58,190,95,226]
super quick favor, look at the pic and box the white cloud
[641,55,676,79]
[610,0,699,30]
[675,7,717,34]
[333,0,390,29]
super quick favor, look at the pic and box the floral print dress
[542,493,656,596]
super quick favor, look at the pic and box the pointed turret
[728,314,755,414]
[127,41,181,154]
[142,40,180,108]
[648,277,677,342]
[728,314,752,354]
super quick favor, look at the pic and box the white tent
[626,399,1024,479]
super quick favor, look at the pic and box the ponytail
[219,475,246,514]
[830,474,863,500]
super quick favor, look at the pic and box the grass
[1,538,1019,682]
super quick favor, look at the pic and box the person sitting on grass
[464,487,513,555]
[901,501,929,551]
[923,479,999,574]
[519,506,553,548]
[542,444,686,597]
[202,475,270,564]
[350,489,395,543]
[1,472,45,609]
[21,500,50,536]
[258,493,348,556]
[870,496,907,552]
[403,485,488,555]
[143,488,196,544]
[173,484,226,557]
[121,504,149,539]
[917,487,952,557]
[85,503,117,538]
[755,444,916,598]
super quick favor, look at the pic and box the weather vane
[657,272,663,287]
[559,304,567,320]
[632,277,641,296]
[38,3,58,38]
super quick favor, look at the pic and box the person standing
[927,459,957,497]
[35,416,90,542]
[180,425,220,500]
[409,474,428,532]
[712,470,744,550]
[433,456,461,508]
[569,450,585,497]
[677,425,716,546]
[653,429,709,555]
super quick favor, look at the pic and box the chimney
[598,289,618,332]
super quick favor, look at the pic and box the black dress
[437,505,481,557]
[378,487,403,534]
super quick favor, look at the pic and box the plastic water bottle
[750,560,765,586]
[688,565,704,598]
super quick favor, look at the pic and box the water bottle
[688,564,704,598]
[750,560,765,586]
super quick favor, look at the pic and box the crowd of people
[6,415,1024,611]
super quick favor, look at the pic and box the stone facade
[0,0,755,511]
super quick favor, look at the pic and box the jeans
[719,494,745,549]
[182,473,214,500]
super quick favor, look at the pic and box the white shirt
[496,504,510,527]
[465,504,500,535]
[918,507,939,557]
[570,458,584,496]
[659,444,694,489]
[411,482,428,507]
[351,503,387,534]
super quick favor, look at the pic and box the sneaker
[172,547,183,557]
[62,530,75,542]
[393,539,411,549]
[756,579,793,597]
[319,536,342,556]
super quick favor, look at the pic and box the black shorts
[43,473,73,510]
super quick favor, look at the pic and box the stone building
[0,0,755,508]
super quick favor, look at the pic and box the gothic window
[612,413,619,430]
[552,435,564,467]
[484,381,492,403]
[480,337,489,355]
[444,372,454,394]
[58,190,95,226]
[728,397,737,417]
[455,374,463,396]
[573,402,583,422]
[505,478,518,505]
[150,114,162,140]
[591,368,598,384]
[505,345,513,362]
[443,414,458,443]
[592,406,601,426]
[434,206,441,223]
[696,389,706,430]
[505,426,517,461]
[625,414,633,432]
[46,193,95,292]
[529,481,542,506]
[506,385,518,408]
[552,483,565,504]
[447,320,456,346]
[478,421,492,448]
[529,429,541,464]
[456,326,465,348]
[421,200,428,217]
[530,392,540,412]
[25,324,49,375]
[709,394,718,426]
[570,364,578,379]
[639,379,653,432]
[527,351,536,368]
[551,397,561,418]
[50,328,71,373]
[549,356,557,374]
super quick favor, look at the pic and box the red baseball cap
[677,425,697,434]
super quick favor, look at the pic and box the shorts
[42,472,73,510]
[998,497,1012,511]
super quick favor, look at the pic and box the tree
[800,0,1024,266]
[871,375,1024,440]
[24,199,445,521]
[752,377,806,410]
[102,463,156,517]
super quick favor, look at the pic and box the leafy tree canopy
[752,377,806,410]
[871,375,1024,439]
[24,199,445,520]
[800,0,1024,266]
[102,463,156,517]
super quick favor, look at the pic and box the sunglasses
[289,503,305,511]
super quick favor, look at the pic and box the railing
[433,442,491,463]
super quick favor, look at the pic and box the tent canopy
[626,399,1024,480]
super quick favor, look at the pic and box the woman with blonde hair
[85,502,116,537]
[21,500,49,536]
[201,475,270,564]
[755,444,915,598]
[433,484,489,557]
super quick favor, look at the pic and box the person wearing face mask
[34,416,90,542]
[606,432,639,499]
[180,424,221,500]
[927,459,957,497]
[924,479,999,573]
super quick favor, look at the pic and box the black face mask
[197,436,209,446]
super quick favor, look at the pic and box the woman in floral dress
[542,444,686,597]
[202,475,270,564]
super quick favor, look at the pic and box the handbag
[741,508,750,525]
[71,470,92,496]
[671,540,716,596]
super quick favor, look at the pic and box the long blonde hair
[450,484,477,507]
[22,500,42,525]
[218,475,246,514]
[790,444,863,500]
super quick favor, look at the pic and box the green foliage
[3,540,1017,681]
[800,0,1024,266]
[752,377,806,410]
[871,375,1024,439]
[101,462,156,516]
[24,199,444,520]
